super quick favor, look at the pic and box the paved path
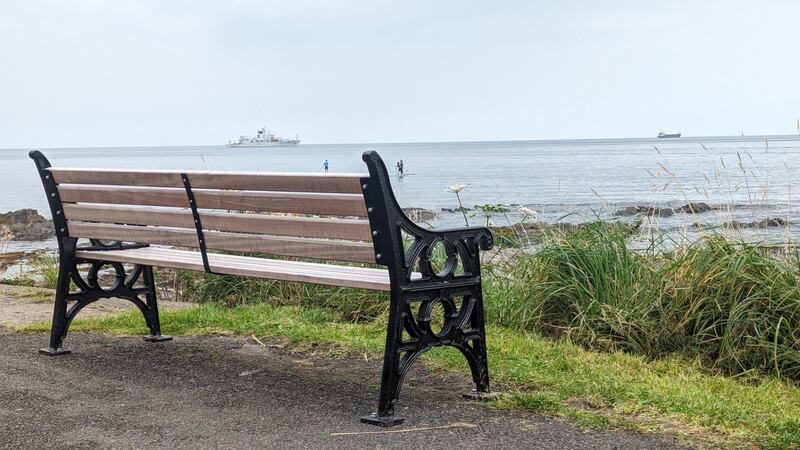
[0,327,687,449]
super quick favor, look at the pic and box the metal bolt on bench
[30,150,495,426]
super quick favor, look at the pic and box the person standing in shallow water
[323,159,329,172]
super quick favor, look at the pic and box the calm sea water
[3,134,800,250]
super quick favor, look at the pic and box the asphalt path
[0,328,687,449]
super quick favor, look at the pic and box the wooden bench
[30,150,495,426]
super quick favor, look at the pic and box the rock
[0,209,53,241]
[693,217,791,230]
[402,207,436,222]
[440,207,471,213]
[613,206,673,217]
[726,217,790,229]
[758,217,790,227]
[678,202,712,214]
[613,206,644,217]
[613,202,712,218]
[0,209,48,226]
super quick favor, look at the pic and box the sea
[3,134,800,253]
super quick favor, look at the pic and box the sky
[1,0,799,148]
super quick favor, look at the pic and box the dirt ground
[0,284,192,328]
[0,286,688,449]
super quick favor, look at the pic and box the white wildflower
[519,206,537,217]
[446,183,467,194]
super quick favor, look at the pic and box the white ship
[226,127,300,147]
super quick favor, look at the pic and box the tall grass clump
[484,223,800,382]
[486,222,675,356]
[663,237,800,380]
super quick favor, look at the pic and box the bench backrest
[38,163,378,264]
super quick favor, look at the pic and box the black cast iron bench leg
[39,257,74,356]
[32,150,171,355]
[39,251,172,356]
[361,284,493,426]
[141,266,172,343]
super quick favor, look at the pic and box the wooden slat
[203,233,375,263]
[58,185,368,217]
[67,222,377,263]
[62,204,374,241]
[49,168,366,193]
[63,204,193,228]
[69,222,198,247]
[203,214,372,240]
[75,247,391,291]
[92,247,386,278]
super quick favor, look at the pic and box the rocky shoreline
[0,209,53,241]
[612,202,714,217]
[0,203,794,246]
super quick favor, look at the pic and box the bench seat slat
[49,168,367,193]
[57,185,369,217]
[75,247,393,291]
[62,204,373,241]
[107,248,393,282]
[103,247,384,277]
[68,222,377,263]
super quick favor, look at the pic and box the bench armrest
[360,151,494,285]
[397,223,494,284]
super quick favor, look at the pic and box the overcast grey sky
[1,0,799,148]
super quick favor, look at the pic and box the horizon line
[3,133,800,151]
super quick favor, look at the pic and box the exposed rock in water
[677,202,713,214]
[693,217,791,230]
[613,206,674,217]
[0,209,54,241]
[402,207,436,222]
[613,202,713,218]
[440,206,472,213]
[759,217,791,227]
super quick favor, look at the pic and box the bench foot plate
[360,413,404,427]
[39,347,71,356]
[143,335,173,343]
[463,389,499,401]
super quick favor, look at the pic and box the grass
[21,302,800,448]
[484,223,800,383]
[2,252,59,289]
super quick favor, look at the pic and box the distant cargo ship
[226,127,300,147]
[657,132,681,139]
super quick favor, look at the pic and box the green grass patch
[23,303,800,448]
[484,224,800,383]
